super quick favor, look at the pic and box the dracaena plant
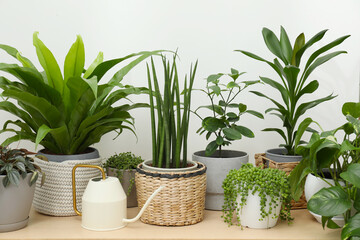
[0,32,161,154]
[193,69,263,157]
[237,27,350,155]
[147,55,197,168]
[0,145,45,187]
[289,102,360,239]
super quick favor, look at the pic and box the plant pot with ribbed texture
[135,161,206,226]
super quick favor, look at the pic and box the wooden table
[1,208,340,240]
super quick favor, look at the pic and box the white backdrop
[0,0,359,163]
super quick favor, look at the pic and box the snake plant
[237,27,350,155]
[0,32,161,155]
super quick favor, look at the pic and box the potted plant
[0,146,45,232]
[135,55,207,226]
[289,102,360,237]
[104,152,144,207]
[192,69,263,210]
[0,32,161,216]
[237,26,350,162]
[222,163,292,229]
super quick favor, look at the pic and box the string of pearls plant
[222,163,292,227]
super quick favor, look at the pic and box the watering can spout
[123,185,165,224]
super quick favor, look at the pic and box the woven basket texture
[135,162,206,226]
[33,157,102,216]
[254,153,307,209]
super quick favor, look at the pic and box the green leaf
[197,105,224,115]
[30,171,39,186]
[280,26,292,63]
[259,76,289,105]
[15,162,26,172]
[230,68,238,75]
[7,169,21,186]
[207,74,222,83]
[35,124,52,150]
[263,127,287,143]
[238,103,247,113]
[209,85,221,95]
[294,118,313,148]
[340,163,360,188]
[342,102,360,118]
[262,27,287,64]
[83,52,104,79]
[0,44,35,68]
[202,117,225,132]
[341,213,360,240]
[297,80,319,100]
[82,76,98,98]
[205,140,218,156]
[321,216,341,229]
[64,35,85,82]
[227,81,238,89]
[289,159,311,200]
[354,188,360,212]
[226,112,237,118]
[283,65,300,92]
[291,33,305,66]
[234,125,254,138]
[223,127,242,140]
[33,32,64,94]
[250,90,287,113]
[216,135,224,145]
[308,186,351,217]
[246,110,264,119]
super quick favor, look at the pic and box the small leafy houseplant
[222,163,292,229]
[0,32,161,155]
[289,102,360,239]
[0,145,44,187]
[147,55,197,168]
[104,152,143,195]
[237,27,350,155]
[193,69,263,157]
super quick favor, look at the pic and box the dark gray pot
[192,150,248,210]
[0,174,35,232]
[265,148,302,163]
[106,168,137,208]
[37,147,99,162]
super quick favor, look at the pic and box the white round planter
[237,190,281,229]
[192,150,248,210]
[142,159,198,172]
[0,174,35,232]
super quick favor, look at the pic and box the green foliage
[0,32,162,154]
[237,27,350,155]
[194,69,263,157]
[222,163,292,227]
[103,152,143,196]
[0,145,45,187]
[289,102,360,239]
[147,55,197,168]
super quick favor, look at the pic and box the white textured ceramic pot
[142,159,198,173]
[0,174,35,232]
[237,190,281,229]
[192,150,248,210]
[265,148,302,163]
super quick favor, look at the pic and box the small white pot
[237,190,281,229]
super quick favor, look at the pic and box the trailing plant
[103,152,143,195]
[0,145,45,187]
[237,26,350,155]
[0,32,162,155]
[193,69,263,157]
[147,55,197,168]
[222,163,292,227]
[289,102,360,239]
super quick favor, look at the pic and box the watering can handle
[72,164,106,216]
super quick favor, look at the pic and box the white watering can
[72,164,164,231]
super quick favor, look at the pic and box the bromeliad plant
[0,32,161,155]
[289,102,360,239]
[0,145,45,187]
[237,27,350,155]
[222,163,292,227]
[147,55,197,168]
[193,69,263,157]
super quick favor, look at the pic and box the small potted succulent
[222,163,292,229]
[192,69,263,210]
[135,55,207,226]
[289,102,360,237]
[104,152,144,207]
[237,26,350,162]
[0,32,160,216]
[0,146,44,232]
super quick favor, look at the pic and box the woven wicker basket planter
[135,162,206,226]
[33,157,102,216]
[254,153,306,209]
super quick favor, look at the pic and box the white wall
[0,0,359,162]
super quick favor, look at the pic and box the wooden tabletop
[1,208,340,240]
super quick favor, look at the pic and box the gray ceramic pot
[106,168,138,208]
[265,148,302,163]
[192,150,248,210]
[0,174,35,232]
[37,147,100,162]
